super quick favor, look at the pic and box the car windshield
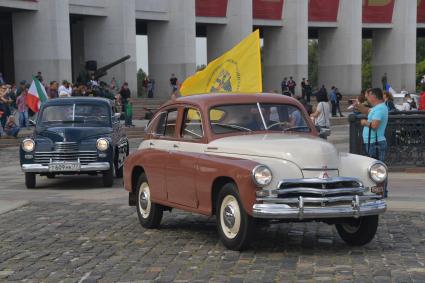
[39,104,111,127]
[209,103,311,134]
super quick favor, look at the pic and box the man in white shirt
[58,80,72,96]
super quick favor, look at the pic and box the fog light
[24,154,33,159]
[256,190,269,197]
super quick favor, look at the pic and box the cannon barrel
[93,55,131,79]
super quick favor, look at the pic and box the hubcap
[220,195,241,239]
[342,219,362,233]
[138,182,151,219]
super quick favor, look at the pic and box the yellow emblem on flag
[180,30,262,96]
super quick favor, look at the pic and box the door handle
[173,144,179,148]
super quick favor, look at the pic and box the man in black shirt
[170,74,178,92]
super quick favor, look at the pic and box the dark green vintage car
[20,97,129,188]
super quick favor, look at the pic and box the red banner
[253,0,284,20]
[195,0,228,17]
[308,0,339,22]
[418,0,425,23]
[362,0,395,24]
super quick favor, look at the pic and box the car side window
[181,108,203,140]
[154,109,178,137]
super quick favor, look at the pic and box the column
[84,0,137,94]
[206,0,253,62]
[12,0,72,83]
[262,0,308,94]
[318,0,362,95]
[147,0,196,99]
[372,0,417,92]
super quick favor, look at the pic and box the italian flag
[27,77,48,113]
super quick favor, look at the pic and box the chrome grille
[54,142,78,152]
[34,151,98,164]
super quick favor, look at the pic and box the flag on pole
[385,83,396,95]
[180,30,262,96]
[27,77,48,113]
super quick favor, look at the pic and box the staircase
[131,98,167,120]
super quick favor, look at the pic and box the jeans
[364,140,388,197]
[331,101,337,116]
[125,114,133,126]
[19,111,28,128]
[6,126,20,137]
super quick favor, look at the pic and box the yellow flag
[180,30,262,96]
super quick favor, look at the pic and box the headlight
[252,165,273,187]
[96,138,109,151]
[368,161,387,183]
[22,139,35,152]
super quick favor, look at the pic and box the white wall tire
[136,173,163,228]
[216,183,255,251]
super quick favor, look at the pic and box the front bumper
[21,162,110,173]
[253,199,387,220]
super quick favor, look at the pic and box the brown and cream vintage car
[123,93,387,250]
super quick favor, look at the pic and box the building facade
[0,0,424,98]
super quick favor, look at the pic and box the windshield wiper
[283,126,311,132]
[215,123,252,132]
[61,120,84,123]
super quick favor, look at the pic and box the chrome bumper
[252,199,387,220]
[21,162,110,173]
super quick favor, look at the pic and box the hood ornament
[319,165,329,179]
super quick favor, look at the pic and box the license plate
[49,163,81,172]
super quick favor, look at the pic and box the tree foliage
[137,68,147,97]
[308,40,318,87]
[362,39,372,90]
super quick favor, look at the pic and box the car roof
[42,97,114,107]
[161,93,301,109]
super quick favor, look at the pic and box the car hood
[206,133,340,169]
[36,127,112,142]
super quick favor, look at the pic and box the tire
[46,173,55,179]
[102,166,113,187]
[136,173,163,228]
[336,215,379,246]
[25,173,36,189]
[216,183,255,251]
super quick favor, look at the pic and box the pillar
[12,0,72,83]
[262,0,308,94]
[71,19,85,82]
[84,0,137,94]
[206,0,253,62]
[318,0,362,95]
[372,0,417,92]
[147,0,196,98]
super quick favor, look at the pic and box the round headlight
[252,165,273,187]
[96,138,109,151]
[22,139,35,152]
[368,162,387,183]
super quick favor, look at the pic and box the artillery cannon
[93,55,131,80]
[78,55,131,84]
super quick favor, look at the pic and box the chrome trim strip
[21,162,110,173]
[275,187,365,196]
[257,195,382,204]
[278,177,362,187]
[252,200,387,219]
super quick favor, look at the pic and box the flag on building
[27,77,48,113]
[180,29,262,96]
[385,83,396,95]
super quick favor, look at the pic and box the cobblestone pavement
[0,202,424,283]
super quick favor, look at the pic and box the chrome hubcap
[223,205,235,228]
[140,191,148,210]
[220,195,241,239]
[138,182,151,219]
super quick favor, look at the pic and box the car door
[144,108,179,200]
[165,106,204,208]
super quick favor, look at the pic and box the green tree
[308,40,318,88]
[362,39,372,90]
[137,68,147,97]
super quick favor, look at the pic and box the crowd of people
[0,71,139,138]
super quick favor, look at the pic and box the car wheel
[216,183,255,251]
[336,215,379,246]
[136,173,163,228]
[25,173,36,189]
[102,166,113,187]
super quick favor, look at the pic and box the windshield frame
[37,102,112,128]
[208,102,313,136]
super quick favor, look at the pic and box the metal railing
[349,111,425,168]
